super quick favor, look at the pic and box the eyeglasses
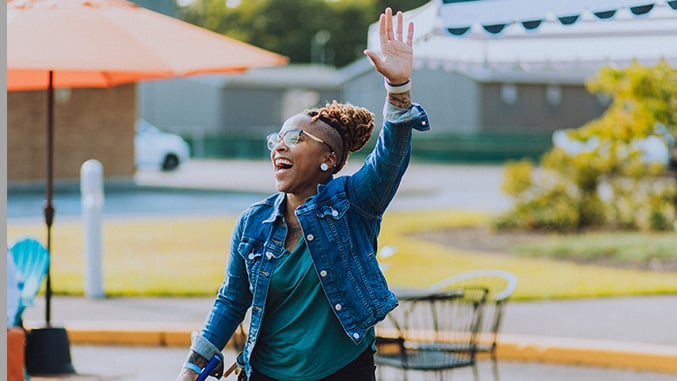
[266,129,334,152]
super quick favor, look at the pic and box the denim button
[320,270,327,277]
[265,251,273,259]
[248,253,255,260]
[352,332,359,339]
[331,209,338,217]
[334,304,342,311]
[306,234,314,241]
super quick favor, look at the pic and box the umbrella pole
[26,70,76,376]
[45,70,55,326]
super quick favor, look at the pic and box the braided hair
[305,101,375,173]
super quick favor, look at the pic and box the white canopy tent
[369,0,677,74]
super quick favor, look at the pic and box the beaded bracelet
[183,361,203,375]
[384,79,411,94]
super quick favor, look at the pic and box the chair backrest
[377,289,487,370]
[427,269,517,353]
[230,324,247,353]
[9,237,50,326]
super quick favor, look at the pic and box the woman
[177,7,429,381]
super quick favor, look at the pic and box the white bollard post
[80,159,105,299]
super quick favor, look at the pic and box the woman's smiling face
[269,114,336,198]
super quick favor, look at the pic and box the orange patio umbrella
[7,2,287,373]
[8,0,288,90]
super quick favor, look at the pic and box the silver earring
[320,163,329,172]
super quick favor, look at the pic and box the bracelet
[183,361,202,374]
[188,350,210,368]
[384,79,411,94]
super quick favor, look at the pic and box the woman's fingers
[385,7,393,41]
[379,8,412,46]
[363,7,414,82]
[384,9,412,46]
[396,10,403,42]
[378,13,387,48]
[407,21,414,46]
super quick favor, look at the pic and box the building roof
[369,0,677,80]
[183,64,343,90]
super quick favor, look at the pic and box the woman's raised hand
[363,7,414,86]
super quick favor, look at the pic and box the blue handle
[196,354,222,381]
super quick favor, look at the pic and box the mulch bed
[413,226,677,273]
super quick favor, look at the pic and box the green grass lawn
[8,210,677,300]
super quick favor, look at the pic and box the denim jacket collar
[261,193,285,224]
[261,175,335,224]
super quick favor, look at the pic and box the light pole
[311,30,331,65]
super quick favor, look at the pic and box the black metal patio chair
[428,269,518,380]
[375,288,488,381]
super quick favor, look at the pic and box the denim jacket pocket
[315,199,351,243]
[238,240,264,292]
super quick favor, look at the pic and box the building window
[500,84,518,105]
[545,85,562,106]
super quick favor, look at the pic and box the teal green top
[251,239,374,380]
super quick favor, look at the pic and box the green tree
[372,0,429,15]
[496,61,677,232]
[176,0,429,67]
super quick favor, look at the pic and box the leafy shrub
[495,61,677,232]
[495,161,580,232]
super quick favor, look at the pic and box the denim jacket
[190,103,429,377]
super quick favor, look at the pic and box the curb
[50,321,200,347]
[32,322,677,375]
[495,333,677,374]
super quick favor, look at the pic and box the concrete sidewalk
[24,295,677,346]
[22,294,677,380]
[26,345,677,381]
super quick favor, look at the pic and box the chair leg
[491,355,500,381]
[472,362,480,381]
[376,364,389,381]
[376,365,408,381]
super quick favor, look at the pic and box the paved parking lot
[8,159,511,221]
